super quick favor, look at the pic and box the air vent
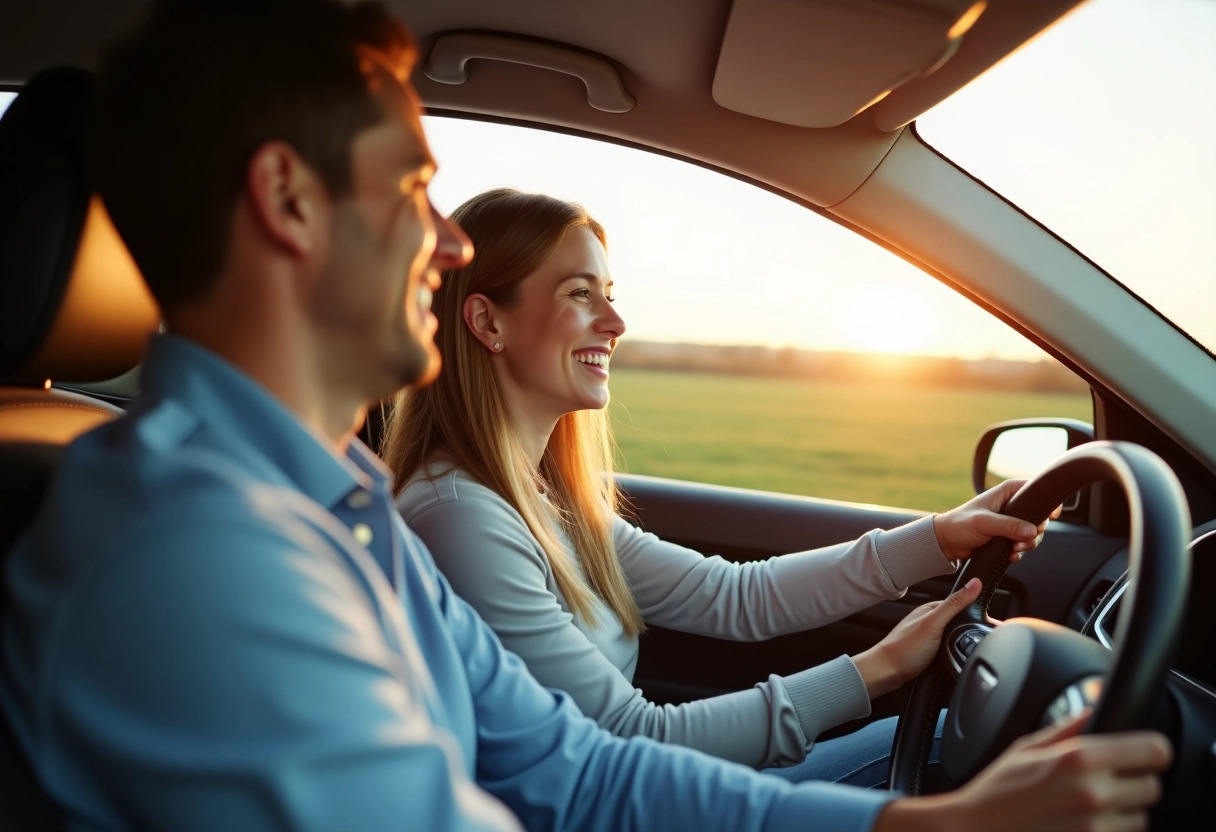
[1093,581,1128,649]
[1084,579,1114,617]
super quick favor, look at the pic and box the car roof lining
[396,0,1082,204]
[2,0,1082,208]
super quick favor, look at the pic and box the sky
[4,0,1212,362]
[919,0,1216,357]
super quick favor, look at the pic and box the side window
[423,116,1090,512]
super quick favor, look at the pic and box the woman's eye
[569,287,613,302]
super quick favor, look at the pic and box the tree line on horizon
[611,340,1088,395]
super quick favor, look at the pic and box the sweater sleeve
[612,515,955,756]
[402,483,858,768]
[614,515,954,640]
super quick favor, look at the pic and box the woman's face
[494,225,626,425]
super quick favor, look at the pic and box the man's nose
[432,202,473,268]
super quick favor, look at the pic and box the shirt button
[352,523,373,546]
[346,490,372,510]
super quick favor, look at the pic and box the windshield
[918,0,1216,354]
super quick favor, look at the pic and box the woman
[383,188,1046,784]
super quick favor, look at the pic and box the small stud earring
[492,341,502,352]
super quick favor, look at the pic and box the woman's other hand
[852,577,983,699]
[934,479,1061,563]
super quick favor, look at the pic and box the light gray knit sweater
[397,462,953,769]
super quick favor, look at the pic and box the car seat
[0,65,159,830]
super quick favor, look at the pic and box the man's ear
[244,141,325,259]
[463,293,504,351]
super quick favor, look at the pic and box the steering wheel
[887,441,1190,793]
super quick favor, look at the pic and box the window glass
[0,91,15,118]
[424,116,1090,511]
[919,0,1216,354]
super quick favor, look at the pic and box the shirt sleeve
[407,492,862,768]
[38,509,522,832]
[615,514,953,639]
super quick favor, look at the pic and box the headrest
[0,66,159,386]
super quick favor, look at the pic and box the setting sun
[831,286,939,355]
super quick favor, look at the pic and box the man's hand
[934,479,1060,563]
[852,577,982,699]
[874,713,1172,832]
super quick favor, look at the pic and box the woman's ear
[463,293,504,352]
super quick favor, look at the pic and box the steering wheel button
[953,629,985,661]
[1044,692,1073,726]
[975,664,998,694]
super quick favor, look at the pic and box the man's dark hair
[94,0,417,310]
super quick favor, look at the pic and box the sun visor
[712,0,986,129]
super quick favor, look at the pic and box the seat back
[0,445,66,832]
[0,66,159,829]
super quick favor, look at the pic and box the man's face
[309,74,471,398]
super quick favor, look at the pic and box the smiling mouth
[416,269,442,313]
[574,353,610,370]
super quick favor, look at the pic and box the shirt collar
[139,333,393,509]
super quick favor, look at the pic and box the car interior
[1,0,1213,827]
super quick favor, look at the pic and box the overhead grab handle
[424,32,636,114]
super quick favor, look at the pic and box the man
[0,1,1170,830]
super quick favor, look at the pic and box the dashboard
[1076,527,1216,825]
[1083,528,1216,692]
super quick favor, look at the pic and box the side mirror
[973,418,1094,515]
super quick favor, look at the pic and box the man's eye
[571,288,591,299]
[399,178,427,196]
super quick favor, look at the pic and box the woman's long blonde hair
[382,188,644,637]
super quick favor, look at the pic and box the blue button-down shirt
[1,335,890,831]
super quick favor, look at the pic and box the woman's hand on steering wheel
[933,479,1060,563]
[853,578,983,699]
[854,480,1059,701]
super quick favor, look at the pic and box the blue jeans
[763,711,946,788]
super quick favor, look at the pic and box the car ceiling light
[947,1,988,40]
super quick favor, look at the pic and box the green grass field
[608,369,1092,512]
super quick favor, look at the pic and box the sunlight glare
[833,286,937,355]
